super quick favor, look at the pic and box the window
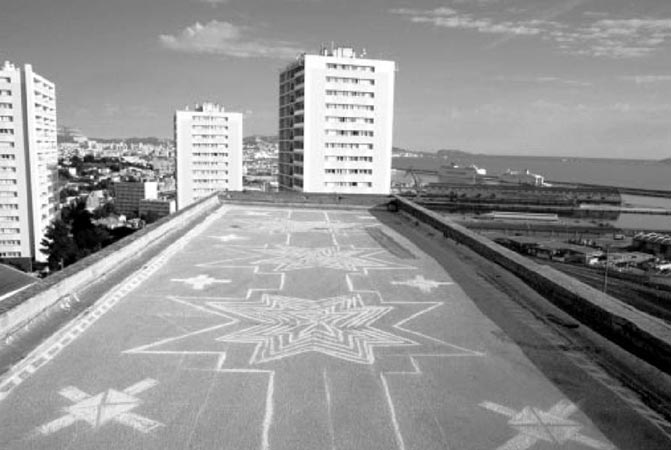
[326,63,375,72]
[0,129,14,135]
[325,90,374,99]
[325,130,374,137]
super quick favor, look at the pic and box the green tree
[41,219,78,271]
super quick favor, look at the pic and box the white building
[174,103,242,210]
[0,61,57,264]
[279,46,395,194]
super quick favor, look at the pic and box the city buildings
[0,61,57,266]
[113,181,158,217]
[174,103,242,210]
[278,46,395,194]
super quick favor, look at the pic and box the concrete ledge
[0,193,222,339]
[393,195,671,374]
[220,191,392,209]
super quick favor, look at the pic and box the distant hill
[435,149,475,159]
[244,135,279,145]
[89,137,172,146]
[661,158,671,164]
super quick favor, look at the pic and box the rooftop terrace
[0,193,669,449]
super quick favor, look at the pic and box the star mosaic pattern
[480,400,614,450]
[38,379,162,436]
[246,246,406,272]
[232,219,365,235]
[212,294,416,364]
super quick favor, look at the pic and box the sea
[393,154,671,232]
[394,155,671,191]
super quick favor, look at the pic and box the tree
[41,219,78,271]
[92,202,118,219]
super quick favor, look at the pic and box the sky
[1,0,670,159]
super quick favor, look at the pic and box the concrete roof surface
[0,264,38,302]
[0,203,669,449]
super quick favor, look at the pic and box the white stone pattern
[171,274,231,290]
[480,400,614,450]
[391,275,454,293]
[213,294,416,364]
[38,379,162,436]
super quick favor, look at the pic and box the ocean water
[396,155,671,191]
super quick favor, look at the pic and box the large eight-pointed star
[213,245,409,272]
[211,294,415,364]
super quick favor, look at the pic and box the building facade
[113,181,158,217]
[139,199,176,221]
[279,47,395,194]
[0,61,57,264]
[174,103,242,210]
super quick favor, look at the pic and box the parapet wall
[0,193,222,339]
[392,195,671,374]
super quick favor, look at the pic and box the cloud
[619,75,671,84]
[197,0,230,6]
[392,7,546,36]
[493,75,592,87]
[390,7,671,58]
[159,21,304,59]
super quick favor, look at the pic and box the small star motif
[38,379,162,436]
[480,400,614,450]
[391,275,454,293]
[210,234,249,243]
[172,275,231,290]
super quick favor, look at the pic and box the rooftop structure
[0,193,669,449]
[278,46,395,194]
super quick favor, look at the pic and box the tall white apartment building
[0,61,57,264]
[279,46,395,194]
[174,103,242,210]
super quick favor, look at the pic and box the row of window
[0,129,14,135]
[325,77,375,86]
[0,252,21,257]
[192,152,229,157]
[324,181,374,188]
[193,144,230,150]
[192,135,229,140]
[0,77,11,83]
[325,130,374,137]
[325,169,373,175]
[0,179,16,185]
[325,156,373,162]
[326,103,374,111]
[0,103,12,109]
[325,143,374,150]
[0,227,20,233]
[326,90,374,98]
[325,116,374,124]
[192,179,229,184]
[326,63,375,72]
[0,116,13,122]
[0,90,11,96]
[0,143,15,148]
[0,240,20,245]
[192,161,228,167]
[0,203,18,209]
[193,170,229,175]
[192,116,229,122]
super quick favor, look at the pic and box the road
[0,204,669,449]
